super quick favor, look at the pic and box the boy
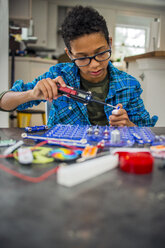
[0,6,157,127]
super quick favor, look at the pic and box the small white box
[57,154,118,187]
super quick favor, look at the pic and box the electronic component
[3,140,24,156]
[17,147,33,165]
[13,147,54,164]
[82,145,98,158]
[25,125,48,132]
[48,148,79,162]
[150,145,165,159]
[0,139,16,147]
[112,109,119,115]
[110,129,121,144]
[116,151,154,174]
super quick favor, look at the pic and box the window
[114,25,147,61]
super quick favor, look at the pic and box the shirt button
[68,106,72,110]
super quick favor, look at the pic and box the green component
[13,147,55,164]
[0,139,16,147]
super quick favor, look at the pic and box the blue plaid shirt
[10,61,158,127]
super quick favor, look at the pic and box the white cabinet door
[136,58,165,127]
[32,0,48,47]
[47,2,58,50]
[9,0,31,20]
[127,58,165,127]
[126,61,146,103]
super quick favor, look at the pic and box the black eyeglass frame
[70,49,112,67]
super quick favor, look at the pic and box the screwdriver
[57,84,120,109]
[90,98,120,109]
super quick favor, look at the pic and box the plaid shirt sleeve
[9,68,58,111]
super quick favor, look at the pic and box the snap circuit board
[22,124,165,147]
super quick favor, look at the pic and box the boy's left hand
[109,104,135,127]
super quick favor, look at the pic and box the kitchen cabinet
[9,0,58,50]
[47,2,58,50]
[30,0,58,49]
[9,0,32,20]
[31,0,58,49]
[31,0,48,47]
[124,51,165,126]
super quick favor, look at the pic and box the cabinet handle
[139,73,145,81]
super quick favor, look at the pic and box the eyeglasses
[70,49,111,67]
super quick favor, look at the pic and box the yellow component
[13,34,22,42]
[17,111,46,128]
[17,112,31,128]
[32,147,54,164]
[150,145,165,151]
[42,112,46,126]
[13,147,54,164]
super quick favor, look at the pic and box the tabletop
[0,127,165,248]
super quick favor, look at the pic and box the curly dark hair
[61,6,109,51]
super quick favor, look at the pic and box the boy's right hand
[31,76,66,102]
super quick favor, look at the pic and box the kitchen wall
[0,0,9,127]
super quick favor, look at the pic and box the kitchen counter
[124,51,165,62]
[9,56,58,65]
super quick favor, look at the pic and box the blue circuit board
[23,124,164,147]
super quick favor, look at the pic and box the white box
[57,154,118,187]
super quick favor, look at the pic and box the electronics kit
[1,123,165,185]
[21,124,165,148]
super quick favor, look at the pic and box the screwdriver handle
[57,83,92,104]
[57,83,77,96]
[56,83,118,109]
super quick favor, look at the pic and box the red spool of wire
[116,152,154,174]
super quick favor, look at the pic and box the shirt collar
[61,63,80,88]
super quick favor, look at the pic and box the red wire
[0,139,82,183]
[0,140,59,183]
[0,163,59,183]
